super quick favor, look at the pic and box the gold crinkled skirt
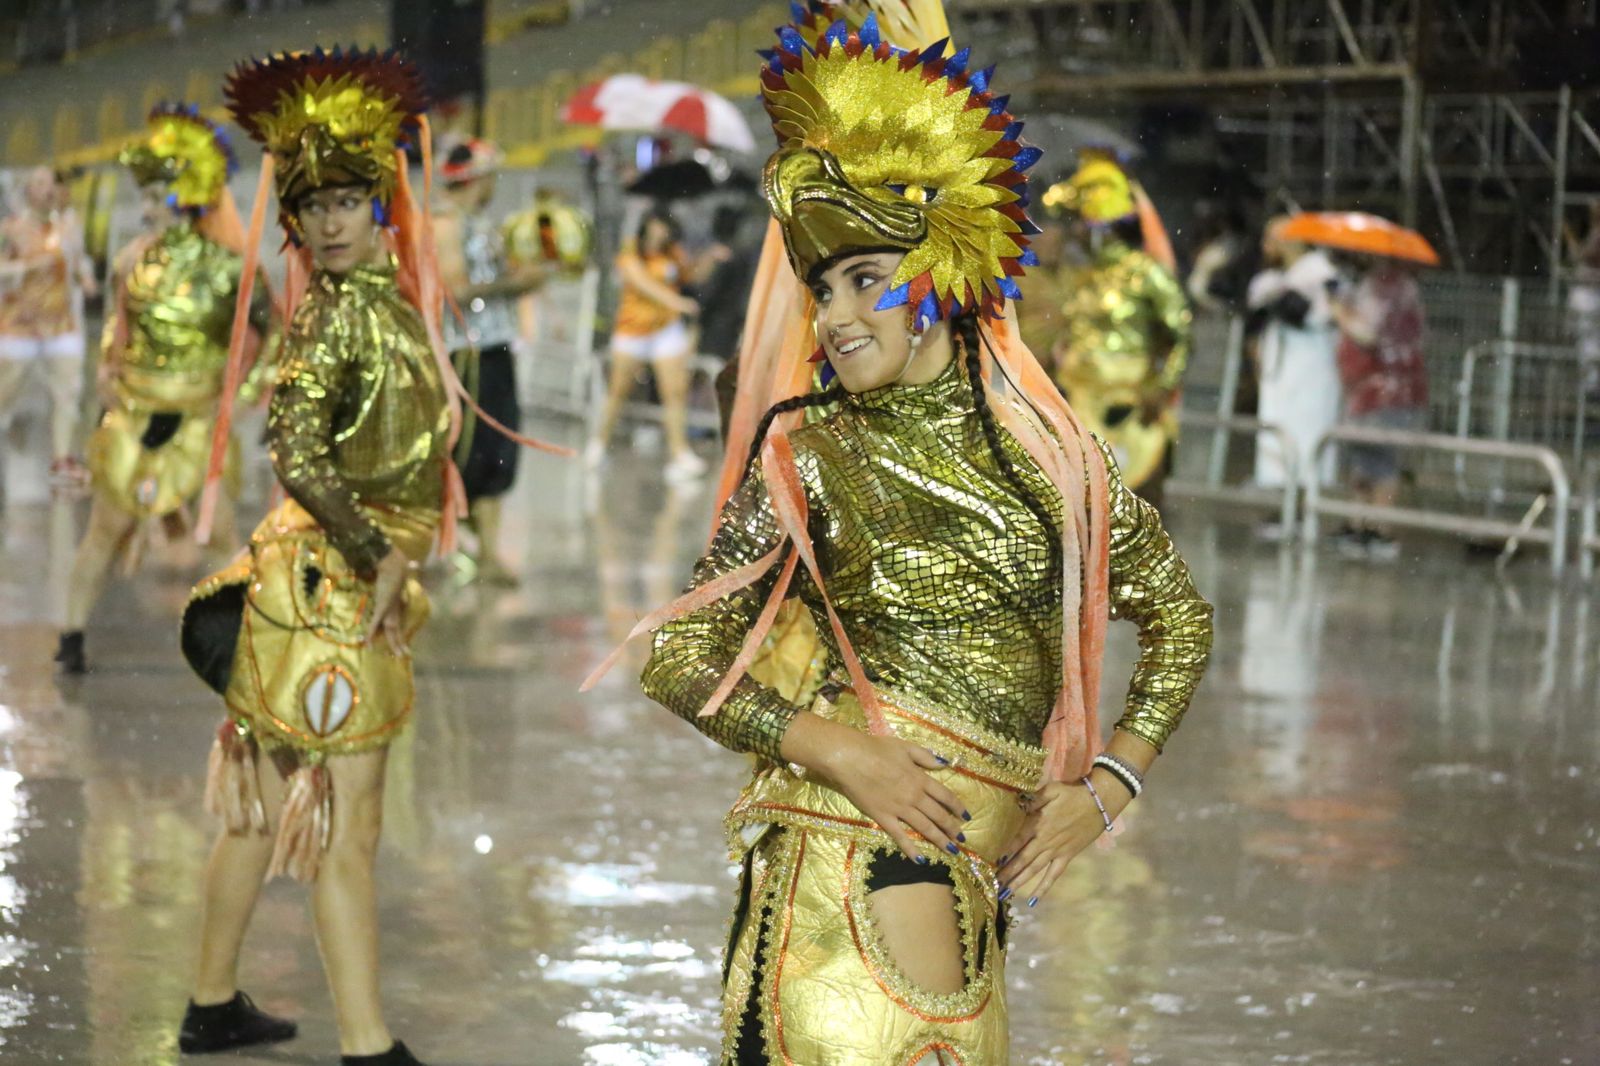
[720,689,1045,1066]
[182,498,430,758]
[86,405,240,519]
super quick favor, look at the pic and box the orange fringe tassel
[196,155,275,545]
[203,720,269,836]
[267,763,332,883]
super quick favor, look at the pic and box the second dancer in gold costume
[590,6,1215,1063]
[177,48,446,1066]
[1040,150,1191,503]
[57,104,277,674]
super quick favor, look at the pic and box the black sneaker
[178,991,297,1054]
[54,631,86,675]
[342,1041,428,1066]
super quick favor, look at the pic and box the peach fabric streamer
[712,219,815,522]
[196,155,275,545]
[1134,183,1177,276]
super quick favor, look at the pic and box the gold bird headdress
[760,5,1042,329]
[1041,146,1136,225]
[119,103,237,212]
[223,46,428,238]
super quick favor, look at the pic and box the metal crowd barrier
[1304,426,1571,574]
[1452,339,1594,471]
[1581,458,1600,579]
[1168,411,1300,534]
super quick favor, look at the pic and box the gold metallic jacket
[268,259,451,571]
[109,223,273,413]
[641,358,1213,760]
[1053,240,1192,399]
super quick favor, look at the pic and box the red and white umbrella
[561,75,757,154]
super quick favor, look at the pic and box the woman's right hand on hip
[781,713,970,861]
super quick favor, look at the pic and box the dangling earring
[893,327,923,383]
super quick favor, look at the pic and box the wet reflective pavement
[1,424,1597,1065]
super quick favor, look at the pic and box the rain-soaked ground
[0,418,1597,1066]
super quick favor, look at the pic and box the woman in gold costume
[1040,149,1191,505]
[590,6,1214,1063]
[56,104,276,675]
[176,49,448,1066]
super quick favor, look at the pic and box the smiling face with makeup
[809,251,952,394]
[296,184,385,275]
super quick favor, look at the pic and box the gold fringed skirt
[181,498,431,759]
[720,689,1045,1066]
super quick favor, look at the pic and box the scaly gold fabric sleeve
[268,280,390,575]
[1100,439,1214,750]
[640,464,803,761]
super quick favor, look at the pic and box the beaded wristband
[1092,752,1144,798]
[1080,775,1114,834]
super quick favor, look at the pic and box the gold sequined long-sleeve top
[268,259,450,573]
[108,223,276,413]
[640,358,1213,762]
[1055,241,1192,397]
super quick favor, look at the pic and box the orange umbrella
[1278,211,1440,266]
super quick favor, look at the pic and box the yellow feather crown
[119,104,236,212]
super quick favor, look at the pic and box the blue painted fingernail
[946,843,960,855]
[998,887,1012,902]
[933,754,950,766]
[961,809,972,821]
[1027,897,1038,908]
[956,832,966,843]
[914,855,929,865]
[998,854,1010,865]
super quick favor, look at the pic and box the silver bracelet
[1080,775,1114,834]
[1092,752,1144,799]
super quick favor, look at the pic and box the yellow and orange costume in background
[1038,151,1191,491]
[91,105,272,522]
[588,4,1216,1062]
[180,49,453,882]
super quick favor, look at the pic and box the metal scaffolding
[949,0,1600,278]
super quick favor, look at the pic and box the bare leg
[653,352,694,461]
[192,754,288,1005]
[202,492,241,569]
[867,882,966,995]
[311,747,394,1056]
[595,351,643,449]
[44,352,85,460]
[468,495,516,584]
[63,496,137,630]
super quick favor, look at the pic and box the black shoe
[342,1041,428,1066]
[54,631,86,675]
[178,991,297,1054]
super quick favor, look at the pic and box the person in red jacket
[1331,258,1428,561]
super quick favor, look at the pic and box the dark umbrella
[626,160,757,200]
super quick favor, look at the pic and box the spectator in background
[1330,257,1429,562]
[1245,218,1343,539]
[1563,200,1600,398]
[694,202,761,435]
[0,166,97,485]
[1187,204,1250,314]
[588,208,721,481]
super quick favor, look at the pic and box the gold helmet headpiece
[118,103,237,212]
[224,46,428,239]
[760,6,1041,329]
[1041,146,1137,225]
